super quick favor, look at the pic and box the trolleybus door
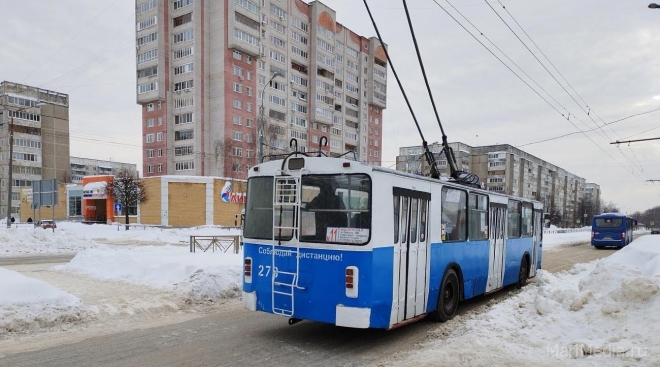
[393,190,430,323]
[531,209,542,277]
[486,203,507,292]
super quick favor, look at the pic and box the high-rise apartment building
[70,157,138,183]
[135,0,387,178]
[0,81,71,219]
[397,142,591,227]
[585,183,601,213]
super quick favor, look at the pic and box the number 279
[258,265,271,277]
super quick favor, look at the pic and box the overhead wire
[401,0,480,184]
[430,0,649,183]
[23,0,122,84]
[519,106,660,147]
[362,0,440,177]
[487,1,654,180]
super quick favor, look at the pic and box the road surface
[0,241,620,367]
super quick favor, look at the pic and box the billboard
[32,179,58,209]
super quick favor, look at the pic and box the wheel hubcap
[443,283,454,311]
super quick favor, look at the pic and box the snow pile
[0,227,99,256]
[55,246,243,304]
[543,231,591,249]
[0,268,88,335]
[398,235,660,367]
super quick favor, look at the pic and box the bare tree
[105,168,148,230]
[602,201,620,213]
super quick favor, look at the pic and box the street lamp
[257,72,283,164]
[0,102,43,227]
[649,3,660,8]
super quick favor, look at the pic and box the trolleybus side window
[420,200,427,242]
[300,174,371,245]
[468,193,488,240]
[393,196,400,243]
[244,177,274,240]
[521,202,533,237]
[441,187,467,242]
[507,200,522,238]
[401,197,409,244]
[410,198,419,242]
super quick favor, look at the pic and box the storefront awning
[83,181,107,199]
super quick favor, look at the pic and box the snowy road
[0,242,617,367]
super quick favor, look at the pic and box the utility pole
[6,113,13,228]
[256,72,282,164]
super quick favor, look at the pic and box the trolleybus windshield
[243,174,371,245]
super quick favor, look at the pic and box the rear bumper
[591,239,624,246]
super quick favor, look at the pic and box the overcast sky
[2,0,660,213]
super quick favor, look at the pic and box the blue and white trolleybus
[241,153,543,329]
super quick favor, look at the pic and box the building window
[156,132,163,141]
[147,165,155,173]
[175,161,194,171]
[173,29,194,44]
[146,118,155,127]
[138,81,158,94]
[146,133,155,143]
[146,103,154,111]
[173,0,193,10]
[233,99,242,109]
[173,13,192,27]
[175,129,194,141]
[173,62,194,75]
[137,0,157,15]
[174,46,194,60]
[137,16,157,31]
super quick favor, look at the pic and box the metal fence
[190,235,241,253]
[543,227,591,234]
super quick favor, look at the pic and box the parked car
[37,220,57,229]
[651,230,659,234]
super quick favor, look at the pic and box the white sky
[2,0,660,212]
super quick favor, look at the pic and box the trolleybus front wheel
[428,268,460,322]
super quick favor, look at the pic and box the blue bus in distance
[591,213,636,249]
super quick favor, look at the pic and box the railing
[543,227,591,234]
[190,235,241,253]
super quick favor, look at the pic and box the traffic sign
[114,203,123,212]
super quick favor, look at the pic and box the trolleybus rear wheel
[428,268,459,322]
[517,256,529,289]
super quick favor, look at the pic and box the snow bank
[0,226,99,256]
[55,246,243,303]
[0,222,241,256]
[397,235,660,366]
[0,268,88,335]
